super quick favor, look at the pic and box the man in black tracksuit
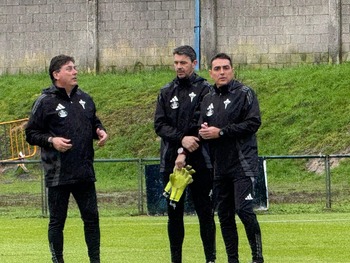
[199,53,264,263]
[25,55,108,263]
[154,46,216,263]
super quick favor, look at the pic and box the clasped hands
[198,122,220,140]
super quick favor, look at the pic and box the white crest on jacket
[56,103,67,118]
[206,103,214,116]
[170,96,179,109]
[79,99,86,109]
[189,92,196,102]
[224,99,231,109]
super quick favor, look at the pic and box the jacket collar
[213,79,234,94]
[48,84,79,99]
[213,79,243,94]
[175,72,201,88]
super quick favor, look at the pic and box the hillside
[1,63,350,160]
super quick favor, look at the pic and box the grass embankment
[2,64,350,158]
[1,64,350,213]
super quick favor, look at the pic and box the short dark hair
[210,53,233,68]
[49,55,75,83]
[173,45,197,62]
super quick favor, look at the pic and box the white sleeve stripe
[31,94,47,115]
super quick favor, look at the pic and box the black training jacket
[25,85,105,187]
[199,79,261,177]
[154,73,212,174]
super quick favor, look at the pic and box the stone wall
[214,0,333,68]
[0,0,348,74]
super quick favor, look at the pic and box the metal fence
[262,154,350,213]
[0,119,37,161]
[0,155,350,218]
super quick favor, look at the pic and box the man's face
[209,58,234,88]
[173,54,197,79]
[53,61,78,89]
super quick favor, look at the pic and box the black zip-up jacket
[199,79,261,177]
[154,73,212,174]
[25,85,105,187]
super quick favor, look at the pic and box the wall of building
[214,0,334,68]
[0,0,348,74]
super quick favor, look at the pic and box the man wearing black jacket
[199,53,264,263]
[154,45,216,263]
[25,55,108,263]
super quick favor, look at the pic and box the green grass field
[1,213,349,263]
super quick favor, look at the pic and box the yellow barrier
[0,118,37,161]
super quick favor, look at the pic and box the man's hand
[51,137,73,153]
[96,128,108,146]
[175,153,186,169]
[181,136,200,152]
[199,122,221,140]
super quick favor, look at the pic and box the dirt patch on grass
[269,191,324,203]
[0,191,139,207]
[306,157,342,174]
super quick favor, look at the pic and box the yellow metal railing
[0,118,37,161]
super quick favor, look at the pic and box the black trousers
[214,173,264,263]
[48,182,100,263]
[162,169,216,263]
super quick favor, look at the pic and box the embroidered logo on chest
[79,99,86,109]
[189,92,196,102]
[224,99,231,109]
[170,96,179,109]
[206,103,214,116]
[56,103,68,118]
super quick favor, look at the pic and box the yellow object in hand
[168,165,195,202]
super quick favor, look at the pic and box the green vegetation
[243,64,350,155]
[2,64,350,158]
[1,64,350,215]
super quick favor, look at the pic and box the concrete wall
[213,0,333,68]
[0,0,348,74]
[96,0,194,72]
[341,0,350,61]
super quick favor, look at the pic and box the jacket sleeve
[154,92,184,142]
[93,114,106,139]
[222,87,261,138]
[25,97,52,148]
[89,97,106,139]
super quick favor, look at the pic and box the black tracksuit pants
[47,182,100,263]
[162,168,216,263]
[214,172,264,263]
